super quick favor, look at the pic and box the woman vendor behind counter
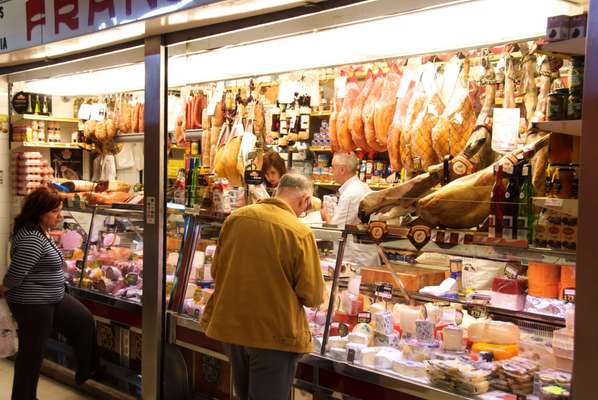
[262,151,287,195]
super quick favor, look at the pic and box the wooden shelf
[533,197,578,217]
[538,37,586,57]
[535,120,581,136]
[309,146,332,152]
[19,114,80,123]
[11,142,94,151]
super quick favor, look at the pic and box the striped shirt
[3,226,65,304]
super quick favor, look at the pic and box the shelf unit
[10,141,94,151]
[535,120,582,136]
[538,37,586,57]
[18,114,80,123]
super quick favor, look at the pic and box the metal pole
[142,35,167,400]
[320,230,348,356]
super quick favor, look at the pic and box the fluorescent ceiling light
[169,0,579,86]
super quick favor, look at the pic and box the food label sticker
[357,312,372,324]
[396,69,414,98]
[491,108,520,152]
[78,103,92,120]
[90,103,106,121]
[563,288,576,303]
[334,76,348,99]
[545,198,564,207]
[375,282,393,300]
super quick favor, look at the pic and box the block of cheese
[416,319,435,343]
[399,306,423,337]
[393,359,428,379]
[329,347,347,361]
[348,332,370,346]
[360,347,382,367]
[467,321,520,345]
[328,336,349,349]
[346,342,367,362]
[374,350,400,370]
[352,322,374,336]
[374,311,395,335]
[369,302,386,314]
[374,332,400,348]
[471,342,518,361]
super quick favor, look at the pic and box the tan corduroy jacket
[200,198,325,353]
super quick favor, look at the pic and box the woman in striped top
[0,187,98,400]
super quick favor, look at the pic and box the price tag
[78,103,92,120]
[357,312,372,324]
[492,108,520,152]
[545,198,564,207]
[347,348,356,363]
[90,103,106,120]
[396,69,414,98]
[334,76,347,99]
[563,288,576,303]
[375,282,393,300]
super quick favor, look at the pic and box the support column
[574,0,598,398]
[142,35,167,400]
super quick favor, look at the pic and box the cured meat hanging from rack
[363,70,386,152]
[409,74,445,171]
[118,95,132,134]
[374,62,402,149]
[132,102,141,133]
[400,67,427,173]
[349,70,374,151]
[336,74,360,151]
[416,135,549,229]
[138,104,144,133]
[387,70,416,171]
[431,58,477,160]
[520,42,538,127]
[329,99,341,152]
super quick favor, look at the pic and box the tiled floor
[0,359,96,400]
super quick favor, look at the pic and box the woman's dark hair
[261,151,287,187]
[13,186,63,234]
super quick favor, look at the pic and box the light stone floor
[0,359,96,400]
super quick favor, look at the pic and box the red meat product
[349,70,374,151]
[336,77,360,152]
[363,71,386,152]
[387,72,416,171]
[374,65,401,148]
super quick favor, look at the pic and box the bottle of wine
[34,95,41,114]
[26,94,33,114]
[42,96,48,115]
[518,164,534,242]
[489,165,506,239]
[504,165,521,239]
[271,101,281,136]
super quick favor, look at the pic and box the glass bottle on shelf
[34,95,41,114]
[504,165,521,239]
[489,164,506,239]
[299,95,311,141]
[271,101,281,136]
[518,163,534,242]
[279,103,288,136]
[26,94,33,114]
[42,95,49,115]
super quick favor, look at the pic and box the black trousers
[8,293,98,400]
[224,344,300,400]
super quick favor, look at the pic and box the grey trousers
[224,344,300,400]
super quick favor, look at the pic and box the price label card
[545,198,564,207]
[334,76,347,99]
[357,312,372,324]
[78,104,92,120]
[563,288,576,303]
[375,282,393,300]
[90,103,106,121]
[492,108,520,152]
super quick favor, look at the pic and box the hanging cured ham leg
[350,70,374,151]
[363,70,386,152]
[374,63,401,149]
[337,75,360,151]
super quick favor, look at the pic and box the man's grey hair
[277,173,313,194]
[333,152,359,173]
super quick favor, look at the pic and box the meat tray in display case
[51,208,93,286]
[80,206,144,304]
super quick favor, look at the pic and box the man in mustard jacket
[200,173,325,400]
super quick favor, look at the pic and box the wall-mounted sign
[0,0,221,54]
